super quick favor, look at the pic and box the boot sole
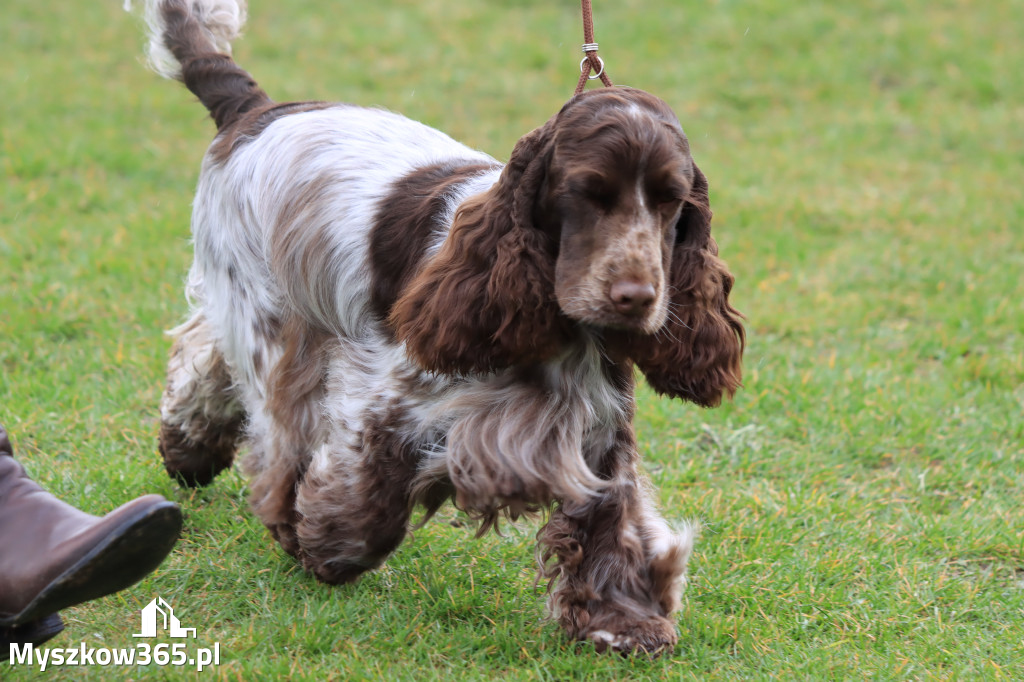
[0,500,183,627]
[0,613,65,660]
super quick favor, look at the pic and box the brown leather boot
[0,424,183,628]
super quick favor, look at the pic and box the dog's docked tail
[129,0,271,130]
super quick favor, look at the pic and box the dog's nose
[609,280,656,316]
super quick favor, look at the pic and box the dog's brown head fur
[390,88,743,404]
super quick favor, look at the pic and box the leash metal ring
[579,55,605,80]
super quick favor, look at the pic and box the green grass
[2,0,1022,678]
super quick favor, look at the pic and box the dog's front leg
[292,413,419,585]
[537,428,696,655]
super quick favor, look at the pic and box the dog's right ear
[626,164,745,406]
[389,119,572,375]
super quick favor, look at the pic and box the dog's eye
[569,177,618,210]
[588,187,619,209]
[652,190,684,212]
[648,178,687,212]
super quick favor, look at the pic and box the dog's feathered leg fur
[292,409,420,584]
[537,421,696,655]
[159,312,245,486]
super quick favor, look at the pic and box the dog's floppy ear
[627,164,745,406]
[390,119,572,375]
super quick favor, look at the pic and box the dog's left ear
[390,119,572,375]
[627,164,745,406]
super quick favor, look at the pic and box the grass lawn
[2,0,1022,678]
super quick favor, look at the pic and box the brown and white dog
[135,0,743,654]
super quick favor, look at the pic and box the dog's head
[538,89,703,334]
[391,88,743,406]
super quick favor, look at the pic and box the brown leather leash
[574,0,614,95]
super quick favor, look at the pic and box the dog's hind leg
[245,426,306,558]
[159,312,245,487]
[242,315,332,558]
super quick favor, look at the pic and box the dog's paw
[158,419,239,487]
[304,559,367,586]
[584,615,678,656]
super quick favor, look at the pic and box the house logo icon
[133,597,197,638]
